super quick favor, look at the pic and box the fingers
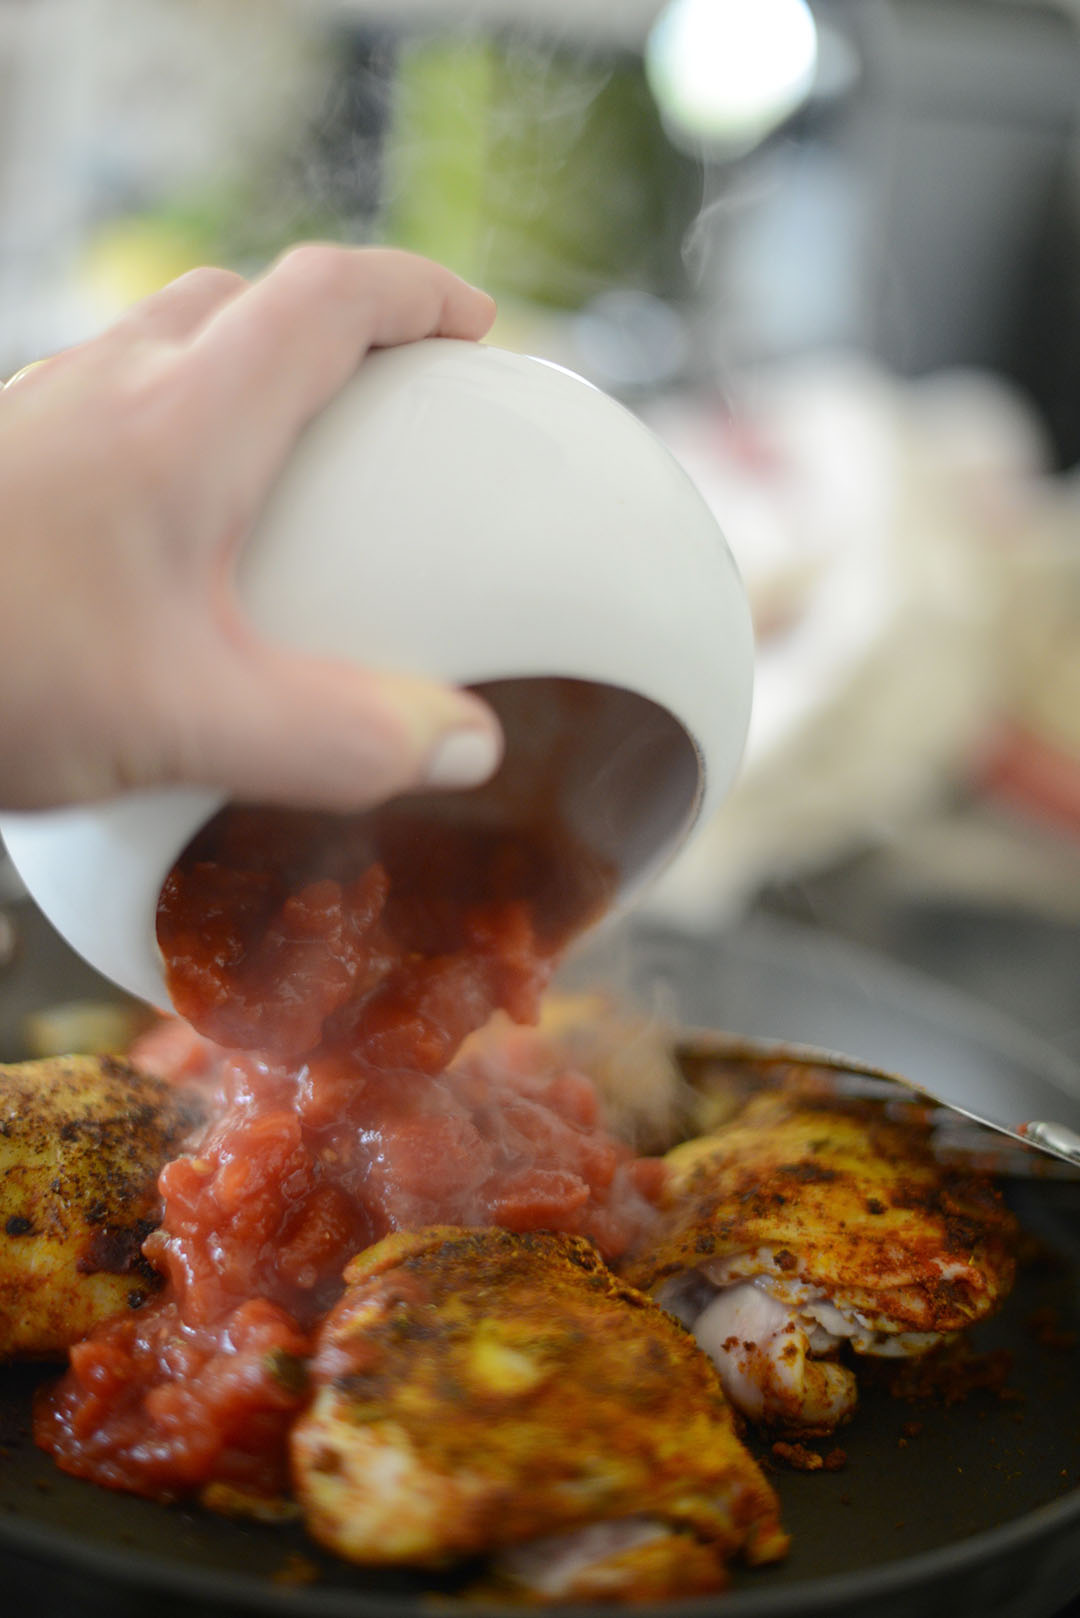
[3,268,249,410]
[110,265,248,343]
[4,267,248,388]
[183,246,495,500]
[176,643,503,811]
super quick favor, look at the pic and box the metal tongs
[673,1031,1080,1177]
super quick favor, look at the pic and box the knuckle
[274,242,357,303]
[176,264,246,299]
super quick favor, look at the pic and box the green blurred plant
[383,36,701,310]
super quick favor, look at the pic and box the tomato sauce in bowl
[36,806,663,1502]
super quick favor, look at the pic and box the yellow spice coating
[0,1055,203,1358]
[292,1225,788,1587]
[622,1086,1017,1335]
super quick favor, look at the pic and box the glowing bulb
[646,0,819,153]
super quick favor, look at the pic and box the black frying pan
[1,903,1078,1618]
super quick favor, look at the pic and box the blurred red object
[980,722,1080,838]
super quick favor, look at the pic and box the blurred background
[1,0,1079,1066]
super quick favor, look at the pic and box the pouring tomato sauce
[37,806,664,1501]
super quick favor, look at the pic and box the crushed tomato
[36,806,663,1502]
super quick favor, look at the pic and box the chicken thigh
[0,1055,203,1357]
[622,1087,1017,1435]
[292,1225,788,1601]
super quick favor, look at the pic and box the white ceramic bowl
[0,339,753,1010]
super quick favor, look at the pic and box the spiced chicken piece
[292,1226,787,1601]
[0,1055,203,1357]
[622,1088,1017,1436]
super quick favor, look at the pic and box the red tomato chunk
[36,807,662,1502]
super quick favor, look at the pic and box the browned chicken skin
[292,1226,788,1601]
[0,1055,203,1358]
[622,1085,1018,1435]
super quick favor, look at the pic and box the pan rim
[0,1476,1078,1617]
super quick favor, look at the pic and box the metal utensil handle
[1021,1121,1080,1165]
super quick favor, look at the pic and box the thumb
[179,643,503,810]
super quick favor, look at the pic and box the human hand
[0,246,502,811]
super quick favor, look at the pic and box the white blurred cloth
[638,355,1080,927]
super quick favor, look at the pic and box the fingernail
[422,727,501,790]
[3,359,45,389]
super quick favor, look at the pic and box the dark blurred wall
[853,0,1080,467]
[715,0,1080,467]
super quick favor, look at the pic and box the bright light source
[646,0,819,154]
